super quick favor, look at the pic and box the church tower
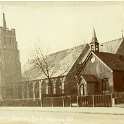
[89,28,99,52]
[0,13,22,99]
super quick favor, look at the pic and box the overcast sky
[0,1,124,68]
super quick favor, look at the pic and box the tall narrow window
[62,82,64,94]
[53,83,56,95]
[102,78,109,92]
[46,85,48,95]
[80,84,85,96]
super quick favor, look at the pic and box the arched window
[53,83,56,95]
[46,81,49,95]
[102,78,109,92]
[80,84,85,96]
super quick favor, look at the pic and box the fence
[42,94,112,107]
[0,94,112,107]
[78,94,112,107]
[113,92,124,104]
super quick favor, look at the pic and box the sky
[0,1,124,69]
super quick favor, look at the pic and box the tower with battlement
[0,13,22,99]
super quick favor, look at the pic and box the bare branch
[32,47,71,81]
[31,48,52,80]
[59,64,70,76]
[32,53,49,78]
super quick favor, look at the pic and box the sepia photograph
[0,1,123,124]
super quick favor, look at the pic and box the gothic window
[102,78,109,92]
[61,82,64,94]
[10,38,11,46]
[4,41,6,48]
[80,84,85,96]
[46,85,48,95]
[53,83,56,95]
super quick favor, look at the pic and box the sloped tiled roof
[100,38,123,54]
[94,52,124,71]
[23,44,87,80]
[23,37,124,80]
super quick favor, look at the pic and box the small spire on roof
[92,27,98,43]
[3,12,6,29]
[93,27,96,38]
[89,27,99,52]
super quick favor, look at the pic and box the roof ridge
[48,44,86,57]
[101,37,122,44]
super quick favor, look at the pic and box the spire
[92,27,98,43]
[93,27,96,38]
[89,27,99,52]
[3,13,6,29]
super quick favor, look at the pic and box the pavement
[0,107,124,124]
[0,106,124,115]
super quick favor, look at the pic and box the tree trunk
[48,79,53,96]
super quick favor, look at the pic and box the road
[0,109,123,124]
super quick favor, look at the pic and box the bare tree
[31,48,70,96]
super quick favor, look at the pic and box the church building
[64,28,124,96]
[0,13,22,99]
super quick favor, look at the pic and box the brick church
[23,27,124,99]
[0,12,124,107]
[64,29,124,96]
